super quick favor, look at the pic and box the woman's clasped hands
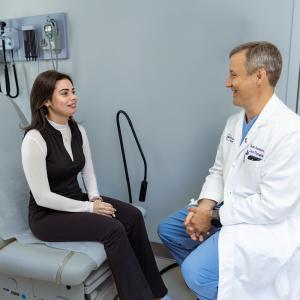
[91,196,116,217]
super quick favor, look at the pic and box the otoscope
[0,20,19,98]
[0,21,8,94]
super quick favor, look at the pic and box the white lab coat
[199,94,300,300]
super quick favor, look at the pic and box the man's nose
[225,78,231,88]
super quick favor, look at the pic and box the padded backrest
[0,99,29,239]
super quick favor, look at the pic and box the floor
[156,257,196,300]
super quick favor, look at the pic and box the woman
[21,70,170,300]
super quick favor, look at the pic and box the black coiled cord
[116,110,178,276]
[116,110,148,203]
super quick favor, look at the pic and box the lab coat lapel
[233,111,244,154]
[234,94,280,157]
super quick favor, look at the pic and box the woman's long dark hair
[24,70,73,132]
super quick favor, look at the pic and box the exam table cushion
[0,237,14,249]
[0,241,106,285]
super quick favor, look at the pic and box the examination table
[0,204,146,300]
[0,236,117,300]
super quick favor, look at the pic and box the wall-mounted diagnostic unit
[0,12,68,63]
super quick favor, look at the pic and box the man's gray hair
[229,41,282,87]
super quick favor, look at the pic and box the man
[158,41,300,300]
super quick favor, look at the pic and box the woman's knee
[132,205,144,220]
[125,204,144,224]
[104,219,127,242]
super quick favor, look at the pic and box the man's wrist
[198,198,217,210]
[211,207,222,228]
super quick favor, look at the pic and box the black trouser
[29,196,167,300]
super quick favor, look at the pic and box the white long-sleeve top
[21,120,99,213]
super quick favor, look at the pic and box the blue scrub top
[241,114,259,144]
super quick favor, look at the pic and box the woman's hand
[92,199,116,217]
[90,195,103,202]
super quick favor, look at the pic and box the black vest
[28,119,86,223]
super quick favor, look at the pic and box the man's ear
[256,68,267,86]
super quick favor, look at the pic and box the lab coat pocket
[235,224,289,286]
[240,159,263,192]
[244,157,263,168]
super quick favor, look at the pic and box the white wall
[286,0,300,112]
[0,0,296,241]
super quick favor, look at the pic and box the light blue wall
[0,0,296,241]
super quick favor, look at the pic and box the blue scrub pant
[158,207,220,300]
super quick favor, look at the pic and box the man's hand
[188,206,212,241]
[185,211,196,237]
[184,199,216,241]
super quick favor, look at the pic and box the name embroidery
[245,144,265,161]
[226,133,235,143]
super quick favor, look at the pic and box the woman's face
[45,79,77,124]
